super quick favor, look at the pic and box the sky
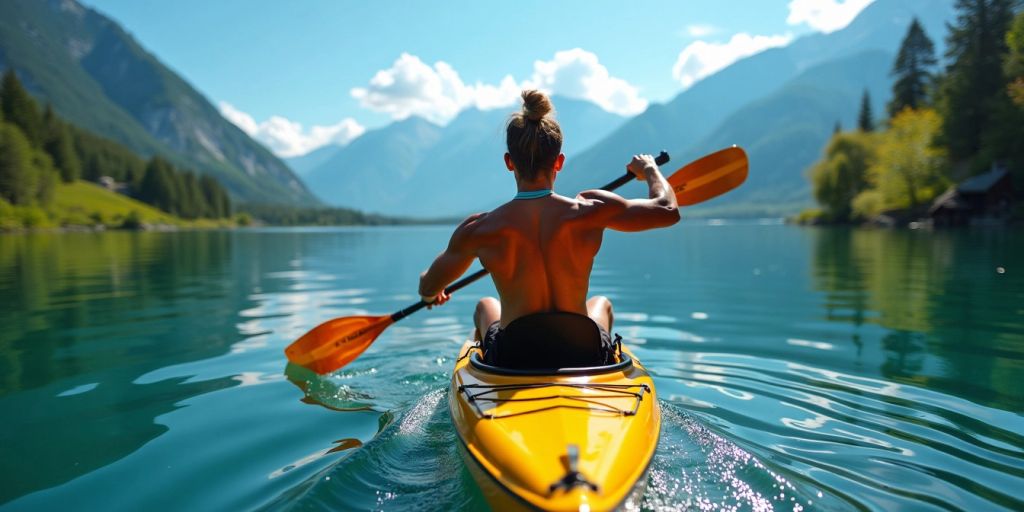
[82,0,875,158]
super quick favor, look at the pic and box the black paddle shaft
[390,150,670,323]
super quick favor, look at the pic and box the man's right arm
[577,154,680,232]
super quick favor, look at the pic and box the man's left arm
[418,214,483,307]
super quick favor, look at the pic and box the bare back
[469,194,604,326]
[417,155,679,333]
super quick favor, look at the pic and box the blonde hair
[506,90,563,180]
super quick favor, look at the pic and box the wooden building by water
[929,167,1014,226]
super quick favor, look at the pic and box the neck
[515,174,555,193]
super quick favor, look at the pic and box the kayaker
[418,89,680,367]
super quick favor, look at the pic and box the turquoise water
[1,224,1022,510]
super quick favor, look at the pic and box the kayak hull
[449,340,660,511]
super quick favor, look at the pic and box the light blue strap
[513,189,553,200]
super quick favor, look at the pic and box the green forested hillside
[1,70,234,229]
[0,0,316,206]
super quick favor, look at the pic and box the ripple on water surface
[2,227,1023,511]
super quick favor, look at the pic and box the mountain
[303,116,444,214]
[683,50,895,215]
[285,144,343,176]
[0,0,316,205]
[560,0,956,216]
[305,95,626,216]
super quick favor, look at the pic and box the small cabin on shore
[98,176,129,195]
[929,167,1014,227]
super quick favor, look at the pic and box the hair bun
[521,89,553,122]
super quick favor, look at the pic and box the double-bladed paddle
[286,146,749,374]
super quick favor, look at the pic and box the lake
[1,223,1021,511]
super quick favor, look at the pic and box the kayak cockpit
[467,348,633,376]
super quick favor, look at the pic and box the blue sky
[82,0,875,157]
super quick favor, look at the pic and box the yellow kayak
[448,339,661,511]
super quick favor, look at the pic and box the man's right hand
[627,154,659,181]
[421,290,451,309]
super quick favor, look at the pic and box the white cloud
[672,32,793,89]
[350,53,520,124]
[219,102,365,158]
[524,48,647,116]
[685,24,718,38]
[351,49,647,124]
[786,0,874,33]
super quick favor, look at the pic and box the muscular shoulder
[448,212,488,252]
[575,189,628,220]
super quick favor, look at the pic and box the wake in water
[264,387,841,511]
[260,388,486,511]
[644,403,833,512]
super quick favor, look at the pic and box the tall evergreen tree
[1006,11,1024,106]
[833,120,842,135]
[139,157,179,214]
[179,172,206,219]
[938,0,1017,161]
[31,150,57,205]
[858,90,874,132]
[889,19,938,117]
[0,123,35,204]
[200,175,230,218]
[1,70,44,148]
[990,11,1024,185]
[43,106,81,183]
[218,187,231,218]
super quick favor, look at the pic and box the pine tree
[139,157,180,214]
[200,175,230,218]
[833,121,842,135]
[1,70,44,148]
[938,0,1017,161]
[179,172,206,219]
[43,106,81,183]
[1005,11,1024,106]
[31,150,58,205]
[217,185,231,217]
[992,11,1024,184]
[0,122,35,204]
[889,19,938,117]
[858,90,874,132]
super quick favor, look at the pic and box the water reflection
[808,227,1024,411]
[284,362,376,412]
[0,232,241,501]
[0,232,233,394]
[0,229,386,503]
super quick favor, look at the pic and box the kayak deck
[458,381,650,419]
[449,340,660,511]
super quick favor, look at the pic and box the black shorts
[482,317,618,368]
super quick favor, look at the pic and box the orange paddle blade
[285,315,394,374]
[670,146,749,206]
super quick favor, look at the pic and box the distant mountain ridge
[0,0,317,205]
[2,0,958,216]
[305,0,956,218]
[286,145,343,176]
[304,95,627,216]
[560,0,956,216]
